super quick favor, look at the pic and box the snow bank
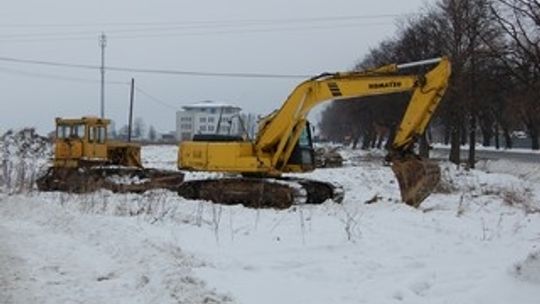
[0,194,234,304]
[2,143,540,304]
[477,159,540,183]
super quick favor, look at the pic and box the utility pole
[128,78,135,142]
[99,32,107,118]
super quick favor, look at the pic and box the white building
[176,101,243,141]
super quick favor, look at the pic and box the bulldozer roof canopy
[55,116,111,126]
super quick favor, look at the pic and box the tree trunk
[450,124,461,165]
[376,134,384,149]
[352,137,359,149]
[361,134,370,150]
[361,127,373,150]
[468,114,476,169]
[503,127,513,149]
[532,136,539,151]
[419,133,430,158]
[385,125,397,151]
[370,131,378,149]
[531,128,539,150]
[525,121,539,150]
[444,125,450,145]
[481,130,491,147]
[460,123,467,145]
[494,123,500,150]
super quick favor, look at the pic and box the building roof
[181,100,241,110]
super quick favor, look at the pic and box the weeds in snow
[339,206,362,242]
[211,205,223,244]
[0,128,50,194]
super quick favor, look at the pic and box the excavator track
[36,167,185,194]
[177,177,344,209]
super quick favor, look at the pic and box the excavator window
[288,123,315,167]
[298,127,311,148]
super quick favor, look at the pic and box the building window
[199,117,207,123]
[208,117,215,123]
[208,125,215,132]
[200,125,207,132]
[181,124,191,130]
[180,117,192,122]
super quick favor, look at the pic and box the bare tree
[491,0,540,149]
[148,125,157,142]
[133,117,146,139]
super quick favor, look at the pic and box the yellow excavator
[177,57,451,208]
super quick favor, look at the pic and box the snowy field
[1,143,540,304]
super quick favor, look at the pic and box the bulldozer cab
[54,117,109,167]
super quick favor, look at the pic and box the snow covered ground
[1,144,540,304]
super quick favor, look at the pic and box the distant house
[176,100,243,141]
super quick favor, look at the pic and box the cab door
[87,125,108,160]
[286,122,315,171]
[54,124,83,167]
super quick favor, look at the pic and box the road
[432,147,540,163]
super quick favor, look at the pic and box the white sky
[0,0,433,134]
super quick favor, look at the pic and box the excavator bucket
[390,157,441,207]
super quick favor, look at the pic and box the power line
[135,87,178,110]
[0,20,391,39]
[0,56,312,79]
[0,64,178,111]
[0,19,396,43]
[0,64,178,110]
[107,22,391,40]
[0,14,403,29]
[0,65,128,85]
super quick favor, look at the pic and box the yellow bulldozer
[37,116,183,193]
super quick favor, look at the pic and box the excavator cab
[286,122,316,171]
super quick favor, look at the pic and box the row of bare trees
[319,0,539,166]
